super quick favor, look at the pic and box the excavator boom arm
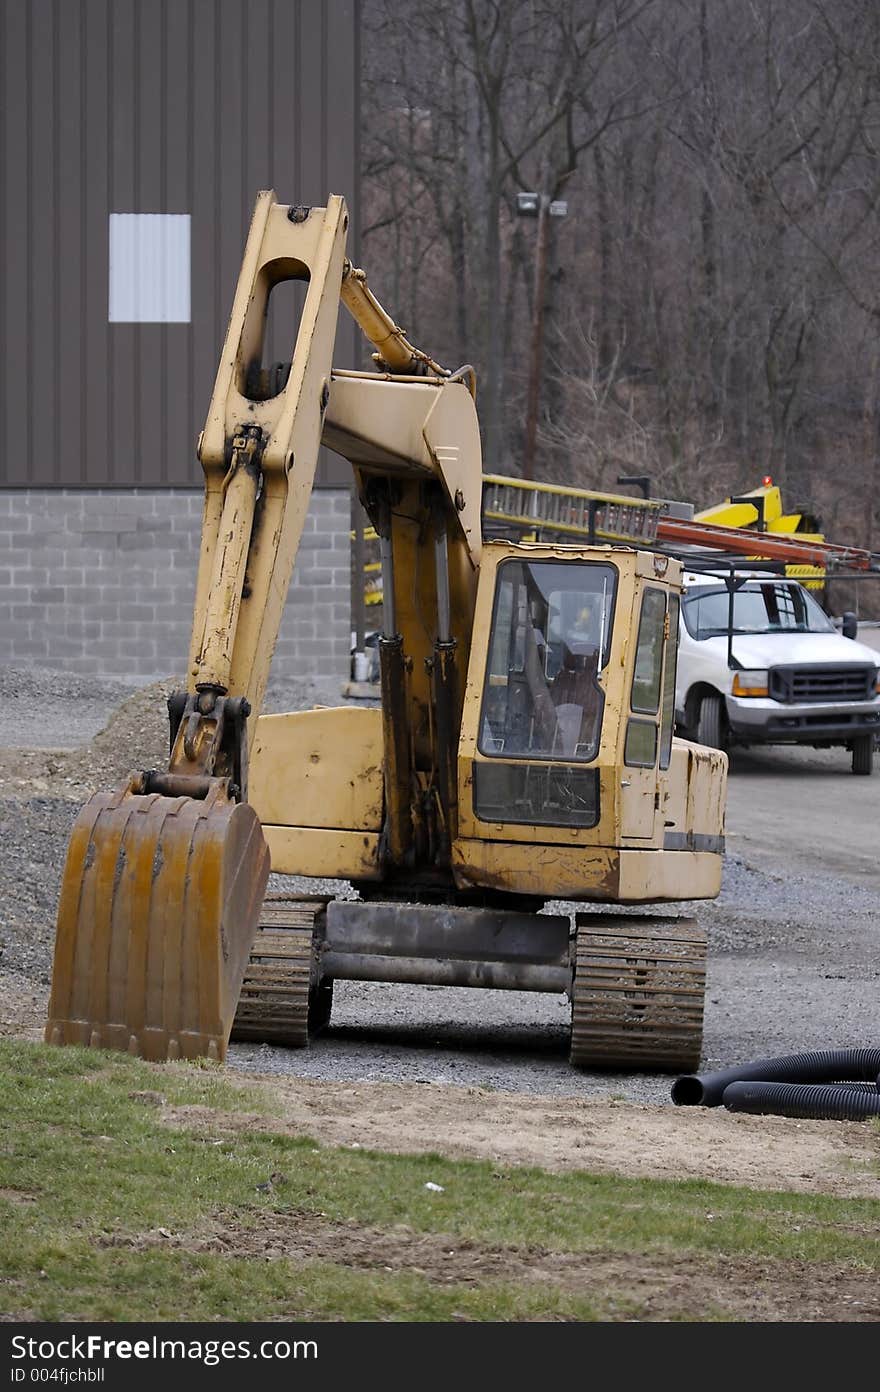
[190,194,482,733]
[189,194,349,728]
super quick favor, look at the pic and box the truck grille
[769,665,876,704]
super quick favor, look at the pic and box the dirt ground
[10,1014,880,1206]
[102,1209,880,1322]
[106,1082,880,1322]
[155,1075,880,1199]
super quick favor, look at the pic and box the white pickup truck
[674,571,880,774]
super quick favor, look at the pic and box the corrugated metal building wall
[0,0,359,487]
[0,0,361,685]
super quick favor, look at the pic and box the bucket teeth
[46,782,270,1062]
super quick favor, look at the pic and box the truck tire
[851,734,874,775]
[696,692,726,751]
[309,977,334,1034]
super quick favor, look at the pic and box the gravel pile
[0,674,178,798]
[0,666,138,749]
[0,797,79,989]
[0,666,357,1041]
[0,668,360,800]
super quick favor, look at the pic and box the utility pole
[517,193,568,481]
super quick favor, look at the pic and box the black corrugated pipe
[671,1048,880,1108]
[723,1081,880,1121]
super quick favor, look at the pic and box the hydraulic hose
[722,1081,880,1122]
[671,1048,880,1108]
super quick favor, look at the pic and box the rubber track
[230,898,325,1047]
[570,918,706,1073]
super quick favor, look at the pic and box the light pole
[517,192,568,480]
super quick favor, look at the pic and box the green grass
[0,1040,877,1322]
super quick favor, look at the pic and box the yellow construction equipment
[46,192,728,1073]
[692,480,826,587]
[483,474,875,578]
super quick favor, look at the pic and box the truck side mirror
[842,611,858,640]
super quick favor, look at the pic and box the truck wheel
[309,977,334,1034]
[696,693,725,751]
[851,734,874,775]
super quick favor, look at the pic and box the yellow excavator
[45,193,727,1074]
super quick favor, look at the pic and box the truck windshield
[681,581,835,640]
[479,559,617,761]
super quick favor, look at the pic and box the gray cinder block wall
[0,489,352,685]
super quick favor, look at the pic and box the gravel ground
[0,668,138,749]
[1,665,877,1105]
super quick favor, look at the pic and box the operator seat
[550,641,601,757]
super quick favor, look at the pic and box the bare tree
[361,0,880,587]
[363,0,658,469]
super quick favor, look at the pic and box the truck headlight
[732,670,769,697]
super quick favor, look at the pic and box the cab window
[625,586,671,770]
[630,588,666,714]
[479,560,617,763]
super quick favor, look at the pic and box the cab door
[620,587,669,838]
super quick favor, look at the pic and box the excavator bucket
[46,781,270,1062]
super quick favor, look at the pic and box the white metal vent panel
[108,213,191,323]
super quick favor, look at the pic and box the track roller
[570,914,706,1073]
[231,896,332,1047]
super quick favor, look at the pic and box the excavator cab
[453,544,724,903]
[478,556,612,763]
[447,544,722,1070]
